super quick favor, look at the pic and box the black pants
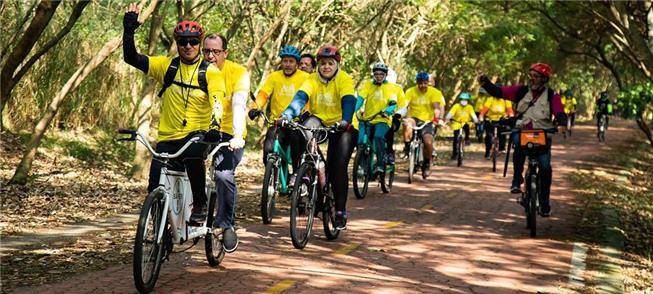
[596,113,609,129]
[300,116,355,213]
[147,133,208,207]
[452,124,470,155]
[484,121,507,155]
[263,124,302,173]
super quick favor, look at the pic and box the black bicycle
[597,113,607,142]
[287,121,340,249]
[503,128,556,237]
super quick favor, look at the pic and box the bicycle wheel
[491,137,498,172]
[457,136,463,167]
[380,164,394,193]
[407,145,415,184]
[133,189,165,293]
[322,184,340,240]
[260,158,279,224]
[205,190,225,266]
[528,174,538,237]
[352,147,370,199]
[290,163,316,249]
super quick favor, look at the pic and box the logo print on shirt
[318,92,336,107]
[280,84,296,98]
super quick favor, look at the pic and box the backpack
[158,57,210,97]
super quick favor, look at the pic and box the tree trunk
[636,115,653,148]
[245,0,293,72]
[9,0,158,185]
[1,0,61,127]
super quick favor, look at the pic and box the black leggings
[484,121,507,154]
[300,116,355,213]
[263,124,302,173]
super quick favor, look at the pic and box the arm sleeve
[506,100,514,117]
[282,90,309,119]
[341,94,357,123]
[123,33,148,72]
[384,104,397,114]
[232,91,247,137]
[252,91,269,110]
[355,96,365,111]
[479,106,489,117]
[499,85,524,102]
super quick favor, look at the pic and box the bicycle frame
[270,130,293,194]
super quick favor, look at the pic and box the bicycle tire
[492,136,498,172]
[352,147,370,199]
[205,191,225,266]
[407,145,415,184]
[380,164,394,193]
[290,163,316,249]
[528,174,538,237]
[260,158,279,224]
[322,184,340,240]
[457,136,463,167]
[133,189,165,293]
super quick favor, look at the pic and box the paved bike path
[14,120,636,293]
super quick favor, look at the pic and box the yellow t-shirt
[256,70,309,119]
[562,96,577,114]
[147,56,225,141]
[483,97,513,121]
[405,86,445,122]
[357,80,401,125]
[299,70,356,126]
[218,60,250,137]
[448,103,476,130]
[474,94,487,112]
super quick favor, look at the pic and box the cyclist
[402,72,445,178]
[479,63,567,217]
[122,5,225,224]
[478,90,513,158]
[595,91,613,130]
[355,62,400,175]
[385,78,405,165]
[473,88,488,144]
[299,53,316,73]
[562,89,577,129]
[248,45,308,177]
[281,45,357,230]
[445,92,479,159]
[203,33,250,252]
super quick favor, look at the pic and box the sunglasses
[202,48,225,56]
[176,38,200,46]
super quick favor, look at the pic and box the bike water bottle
[318,161,326,187]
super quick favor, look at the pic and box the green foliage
[618,84,653,119]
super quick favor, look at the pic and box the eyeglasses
[176,38,200,46]
[528,72,545,80]
[202,48,225,56]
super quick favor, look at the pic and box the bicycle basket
[519,129,547,151]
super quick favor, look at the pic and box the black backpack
[158,57,210,97]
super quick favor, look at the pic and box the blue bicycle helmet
[459,92,472,100]
[416,72,429,81]
[565,89,573,97]
[279,45,301,61]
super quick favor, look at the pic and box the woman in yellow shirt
[478,96,513,158]
[445,92,479,159]
[281,45,357,230]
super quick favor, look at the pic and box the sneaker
[484,152,491,160]
[421,162,431,179]
[510,185,522,194]
[387,153,395,165]
[189,204,207,225]
[375,165,384,175]
[335,212,347,230]
[222,227,238,253]
[287,174,297,188]
[540,207,552,217]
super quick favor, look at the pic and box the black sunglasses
[176,38,200,46]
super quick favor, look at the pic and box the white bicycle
[118,129,229,293]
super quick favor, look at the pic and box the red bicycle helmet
[530,63,552,78]
[316,46,341,63]
[174,20,204,39]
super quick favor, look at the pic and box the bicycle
[405,120,433,184]
[597,113,607,142]
[563,113,573,139]
[488,121,508,172]
[451,121,466,167]
[503,128,556,238]
[118,129,229,293]
[286,121,340,249]
[475,121,484,143]
[352,112,395,199]
[254,112,295,225]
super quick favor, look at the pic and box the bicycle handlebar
[500,127,558,136]
[117,129,228,160]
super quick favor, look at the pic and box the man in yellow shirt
[249,45,308,174]
[123,5,225,224]
[299,53,316,73]
[203,33,250,252]
[402,72,445,177]
[562,89,577,129]
[356,63,399,174]
[445,92,479,160]
[478,94,513,158]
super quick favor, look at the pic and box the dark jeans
[147,133,208,208]
[484,121,507,155]
[358,122,389,168]
[452,124,470,155]
[263,124,302,173]
[511,132,552,212]
[213,132,245,229]
[300,116,355,213]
